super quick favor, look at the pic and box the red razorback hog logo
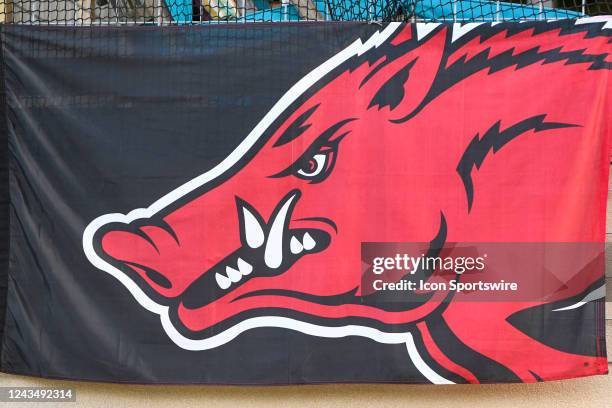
[84,20,612,383]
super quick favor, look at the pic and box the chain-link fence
[0,0,609,24]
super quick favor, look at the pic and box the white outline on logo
[82,23,457,384]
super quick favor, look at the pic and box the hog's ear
[359,26,448,121]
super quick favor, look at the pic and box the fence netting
[0,0,609,24]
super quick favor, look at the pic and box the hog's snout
[99,189,333,307]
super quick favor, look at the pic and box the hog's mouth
[98,189,334,310]
[98,187,447,337]
[179,193,448,318]
[180,189,334,309]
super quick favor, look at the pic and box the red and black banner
[0,19,610,384]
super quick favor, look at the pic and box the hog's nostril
[100,222,180,263]
[123,261,173,289]
[100,226,175,287]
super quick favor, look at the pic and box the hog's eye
[270,125,351,184]
[297,153,328,177]
[294,146,337,183]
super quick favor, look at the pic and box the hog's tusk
[240,205,265,249]
[264,192,299,269]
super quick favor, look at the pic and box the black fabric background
[0,23,434,383]
[0,25,9,375]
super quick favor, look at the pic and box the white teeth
[216,259,251,290]
[237,257,252,276]
[215,272,232,290]
[264,192,298,269]
[302,232,316,251]
[225,266,242,283]
[241,206,265,249]
[290,236,303,254]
